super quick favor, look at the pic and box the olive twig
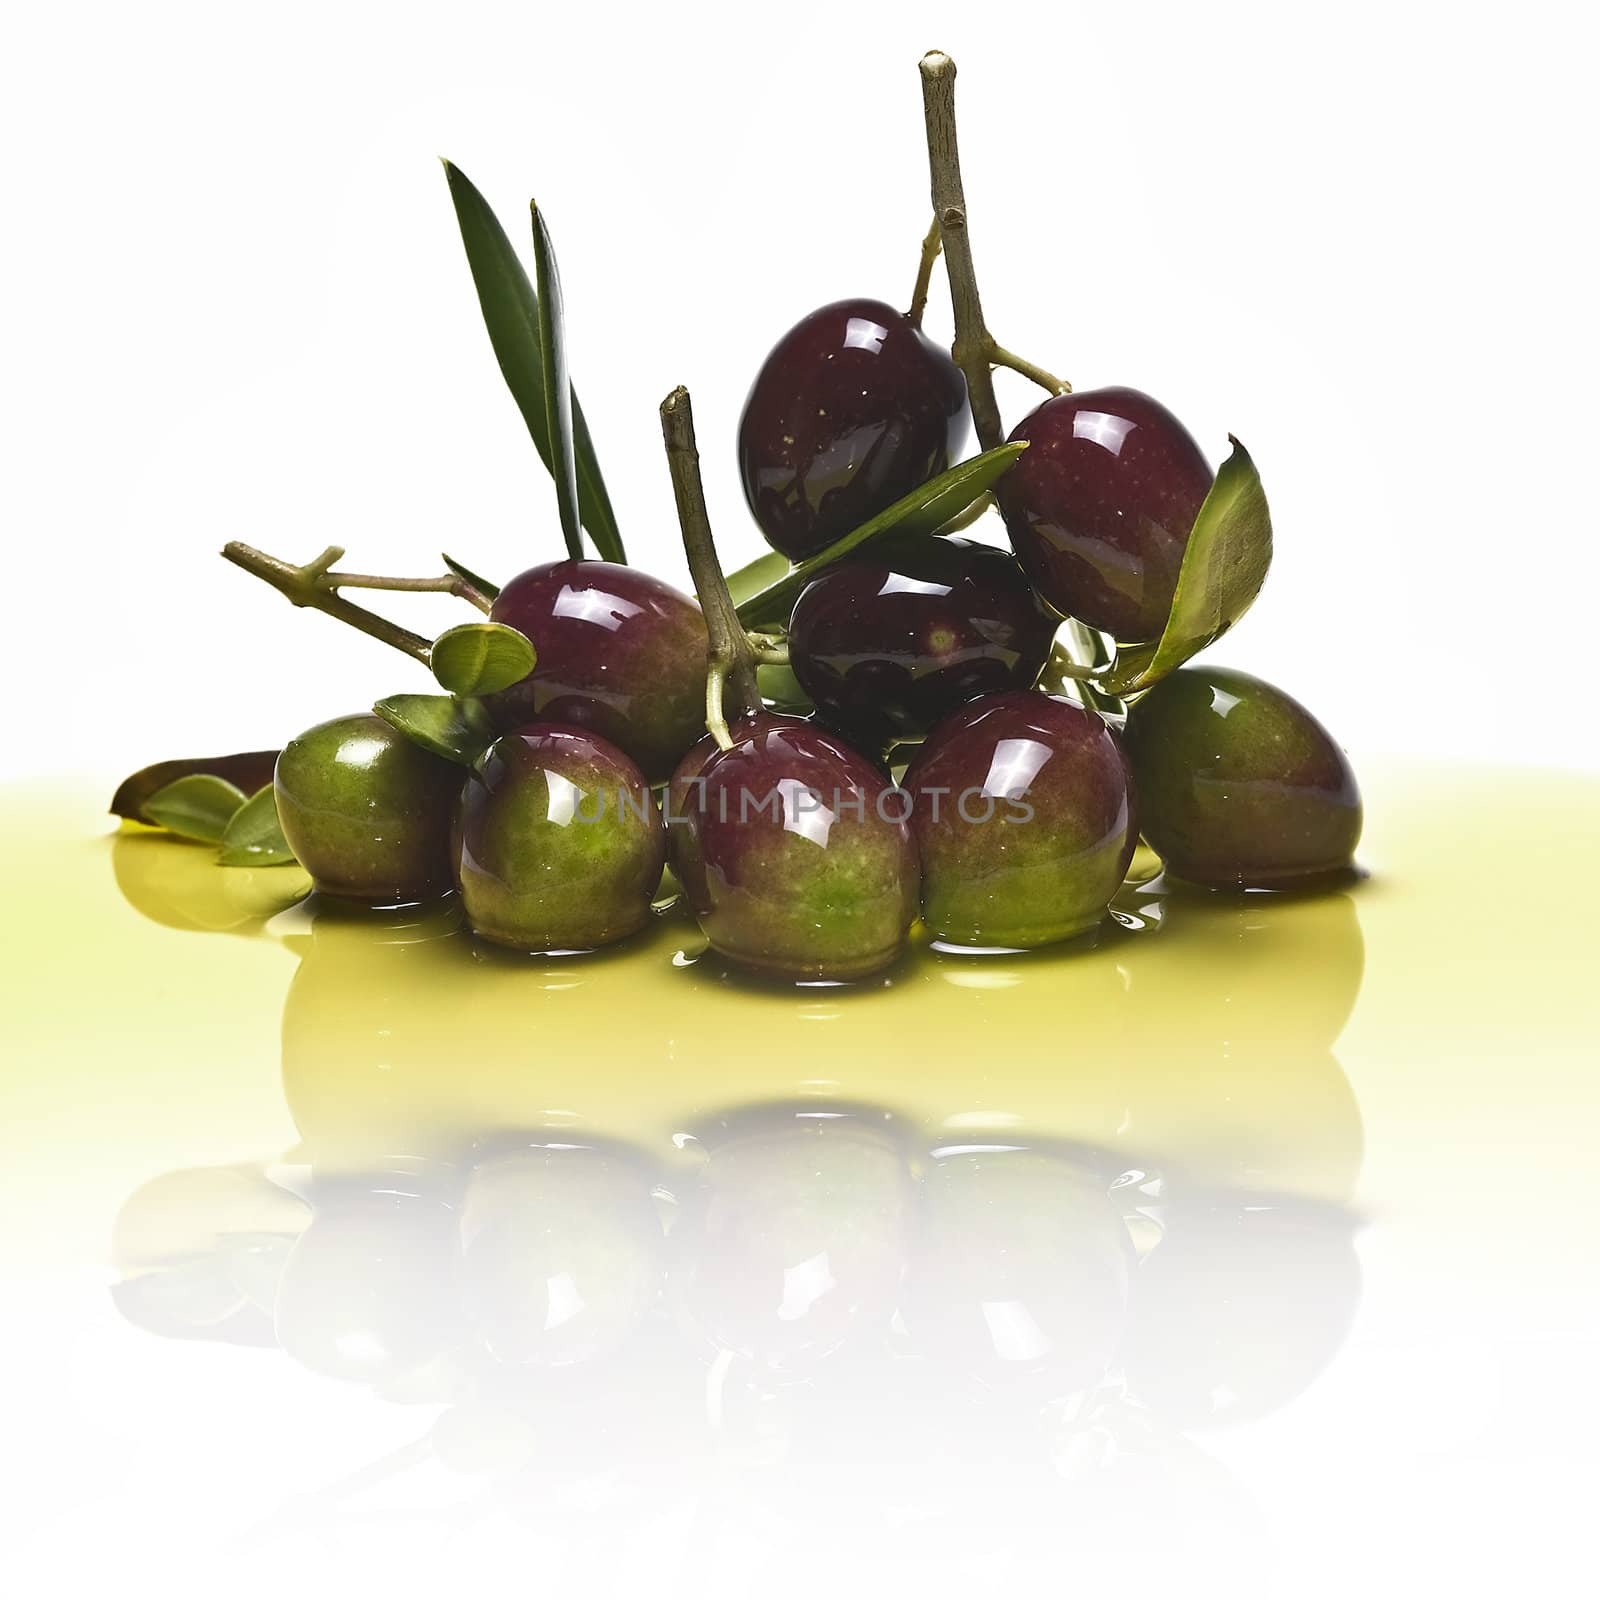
[1059,622,1124,717]
[660,386,759,751]
[919,52,1070,444]
[222,541,435,665]
[322,567,495,613]
[907,214,943,329]
[987,342,1071,397]
[745,632,790,665]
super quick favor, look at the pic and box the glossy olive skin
[904,691,1136,948]
[738,298,969,561]
[1122,666,1362,889]
[1000,386,1214,641]
[679,720,918,980]
[664,711,808,896]
[483,560,708,783]
[455,724,665,952]
[788,535,1057,748]
[275,714,461,903]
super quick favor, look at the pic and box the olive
[676,718,918,981]
[1122,665,1361,889]
[484,559,708,783]
[787,534,1056,748]
[904,691,1136,948]
[274,713,461,903]
[455,723,665,952]
[738,297,969,561]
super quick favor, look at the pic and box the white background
[2,0,1595,780]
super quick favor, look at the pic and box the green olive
[1123,666,1362,890]
[274,713,461,902]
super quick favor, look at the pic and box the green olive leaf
[756,661,814,713]
[111,751,279,824]
[726,549,791,608]
[143,774,248,843]
[441,551,501,601]
[374,693,497,767]
[735,442,1029,628]
[218,785,297,867]
[442,162,626,563]
[430,622,536,696]
[1098,436,1273,696]
[530,200,581,563]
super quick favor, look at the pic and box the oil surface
[3,763,1597,1598]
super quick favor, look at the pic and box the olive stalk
[907,214,944,329]
[918,50,1069,451]
[988,342,1070,397]
[746,633,790,665]
[220,541,491,666]
[919,54,1118,716]
[659,386,759,750]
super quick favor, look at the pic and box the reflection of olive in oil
[1111,890,1367,1201]
[900,1148,1130,1391]
[279,903,692,1167]
[1129,887,1366,1052]
[111,828,309,934]
[673,1107,913,1372]
[112,1163,309,1272]
[110,1163,309,1344]
[278,904,478,1170]
[459,1140,664,1367]
[274,1180,462,1384]
[1123,1194,1361,1428]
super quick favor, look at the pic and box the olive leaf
[442,551,501,601]
[430,622,536,696]
[726,549,791,608]
[734,442,1029,627]
[442,162,626,563]
[374,693,497,767]
[530,201,581,562]
[142,774,248,843]
[756,661,814,713]
[111,751,279,824]
[218,785,297,867]
[1097,437,1273,696]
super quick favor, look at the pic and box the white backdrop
[3,0,1594,779]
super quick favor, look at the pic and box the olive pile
[115,53,1361,983]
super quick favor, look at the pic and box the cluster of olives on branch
[116,52,1362,983]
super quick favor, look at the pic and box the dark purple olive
[904,691,1135,948]
[455,723,665,952]
[1000,386,1214,640]
[484,560,708,783]
[738,298,969,561]
[1122,665,1362,889]
[788,534,1056,748]
[677,719,918,980]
